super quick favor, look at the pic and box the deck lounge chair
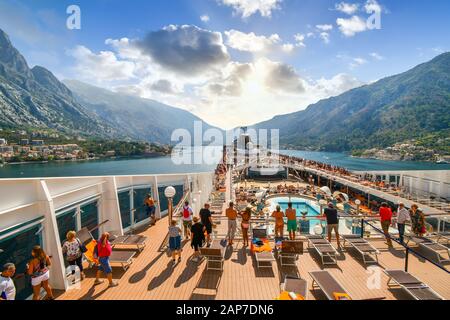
[281,275,308,300]
[109,251,136,271]
[200,240,226,271]
[341,235,380,265]
[306,235,338,266]
[435,232,450,245]
[309,271,351,300]
[76,227,136,271]
[407,236,450,264]
[278,240,304,267]
[255,251,276,269]
[385,270,443,300]
[111,234,147,252]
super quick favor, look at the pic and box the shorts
[31,270,50,287]
[287,220,298,232]
[204,224,212,235]
[191,240,203,252]
[169,236,181,251]
[98,256,113,274]
[183,220,192,229]
[327,224,339,234]
[146,206,156,216]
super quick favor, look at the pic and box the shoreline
[2,153,170,166]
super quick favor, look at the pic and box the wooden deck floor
[57,216,450,300]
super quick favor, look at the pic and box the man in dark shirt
[199,203,213,247]
[323,203,341,249]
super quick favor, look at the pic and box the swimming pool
[269,197,320,217]
[268,196,354,235]
[269,197,324,234]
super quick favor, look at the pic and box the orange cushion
[84,240,99,264]
[276,291,305,300]
[333,292,352,300]
[251,238,272,253]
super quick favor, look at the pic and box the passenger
[27,246,54,300]
[323,203,341,249]
[239,207,252,247]
[410,205,426,237]
[62,230,85,281]
[199,203,213,248]
[272,205,285,239]
[396,203,410,244]
[94,232,118,287]
[182,201,194,240]
[379,203,393,248]
[285,202,298,240]
[169,220,182,264]
[190,216,205,262]
[0,263,16,300]
[226,202,238,246]
[144,194,157,226]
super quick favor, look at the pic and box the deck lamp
[164,186,176,226]
[319,199,327,214]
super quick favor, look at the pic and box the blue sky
[0,0,449,128]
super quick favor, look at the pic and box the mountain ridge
[64,79,220,144]
[252,52,450,152]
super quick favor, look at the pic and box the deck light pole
[319,199,327,215]
[164,186,176,226]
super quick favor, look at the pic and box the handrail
[362,220,450,274]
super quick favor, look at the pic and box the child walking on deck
[169,220,182,264]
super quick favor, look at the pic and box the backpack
[183,206,191,219]
[77,238,88,253]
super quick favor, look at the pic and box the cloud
[335,2,359,15]
[260,59,306,94]
[312,73,364,96]
[67,45,136,82]
[64,23,365,129]
[200,15,210,22]
[150,79,180,94]
[225,30,280,52]
[316,24,333,31]
[336,15,367,37]
[201,62,253,97]
[349,57,368,69]
[294,33,306,47]
[319,32,331,44]
[365,0,382,14]
[135,25,230,76]
[225,29,297,54]
[370,52,384,60]
[219,0,282,18]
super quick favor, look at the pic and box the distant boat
[436,159,449,164]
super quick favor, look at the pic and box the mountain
[64,80,219,144]
[0,28,118,137]
[253,53,450,152]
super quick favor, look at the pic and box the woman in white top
[62,230,85,280]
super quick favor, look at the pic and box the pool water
[269,197,359,236]
[277,202,320,217]
[270,197,324,235]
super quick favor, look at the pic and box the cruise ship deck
[0,150,449,300]
[56,214,450,301]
